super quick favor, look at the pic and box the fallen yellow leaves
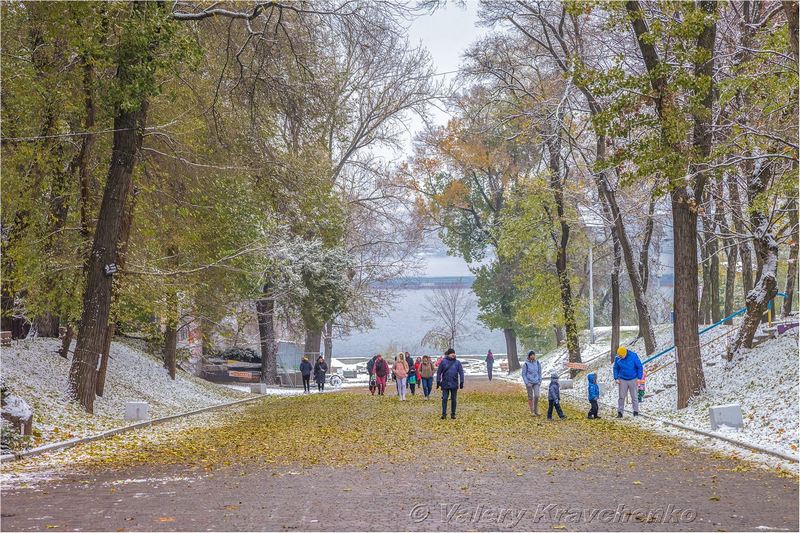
[6,390,769,478]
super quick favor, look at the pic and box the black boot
[441,414,446,420]
[633,411,639,416]
[617,411,623,418]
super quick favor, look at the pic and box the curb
[560,391,799,464]
[0,394,269,464]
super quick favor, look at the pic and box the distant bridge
[372,276,475,289]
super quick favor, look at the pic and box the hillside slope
[1,337,250,448]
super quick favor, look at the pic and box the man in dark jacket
[300,357,312,393]
[366,355,378,395]
[436,348,464,419]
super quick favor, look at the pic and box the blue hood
[587,372,600,400]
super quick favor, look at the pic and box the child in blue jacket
[587,373,600,419]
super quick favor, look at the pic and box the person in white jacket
[521,351,542,416]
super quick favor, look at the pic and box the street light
[579,207,605,346]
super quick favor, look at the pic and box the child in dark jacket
[587,373,600,419]
[547,373,566,420]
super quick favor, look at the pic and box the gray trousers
[618,378,639,413]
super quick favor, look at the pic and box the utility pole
[589,245,595,344]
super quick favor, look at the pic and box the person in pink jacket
[392,353,409,401]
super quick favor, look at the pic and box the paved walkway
[2,378,797,531]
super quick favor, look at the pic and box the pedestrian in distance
[373,354,389,395]
[436,348,464,419]
[408,356,421,396]
[366,354,378,395]
[393,353,409,401]
[613,346,643,417]
[485,350,495,381]
[406,352,417,396]
[547,372,567,420]
[313,356,328,392]
[521,350,542,416]
[419,355,435,400]
[300,356,312,393]
[587,373,601,419]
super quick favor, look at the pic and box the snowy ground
[0,338,253,448]
[504,322,799,464]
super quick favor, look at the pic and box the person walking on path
[587,373,601,419]
[366,354,378,395]
[373,354,389,395]
[393,353,409,401]
[638,369,647,404]
[613,346,643,417]
[403,352,416,395]
[300,356,312,393]
[547,372,567,420]
[313,356,328,392]
[485,350,495,381]
[419,355,435,400]
[408,357,421,396]
[521,350,542,416]
[436,348,464,419]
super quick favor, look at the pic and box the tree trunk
[304,329,322,359]
[502,328,520,372]
[554,325,564,346]
[672,190,707,408]
[600,165,657,355]
[69,89,148,413]
[704,201,722,323]
[163,289,178,380]
[95,322,114,397]
[782,197,798,317]
[698,230,712,324]
[544,109,581,370]
[256,283,279,385]
[323,320,333,362]
[730,163,780,356]
[94,188,137,397]
[784,1,799,60]
[638,192,656,295]
[610,229,622,363]
[729,172,755,296]
[33,313,59,338]
[59,324,74,359]
[163,323,177,380]
[723,243,739,324]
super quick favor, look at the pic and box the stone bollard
[250,383,268,394]
[124,401,149,421]
[709,403,744,430]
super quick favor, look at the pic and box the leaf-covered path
[1,379,797,531]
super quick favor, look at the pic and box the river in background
[332,287,507,358]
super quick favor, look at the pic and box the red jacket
[374,358,389,378]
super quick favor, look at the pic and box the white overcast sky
[402,2,486,277]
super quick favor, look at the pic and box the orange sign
[228,370,257,378]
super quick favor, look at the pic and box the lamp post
[589,245,595,344]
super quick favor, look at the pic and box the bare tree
[421,286,475,352]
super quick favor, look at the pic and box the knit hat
[617,346,627,357]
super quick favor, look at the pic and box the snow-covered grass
[0,337,253,448]
[504,322,799,465]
